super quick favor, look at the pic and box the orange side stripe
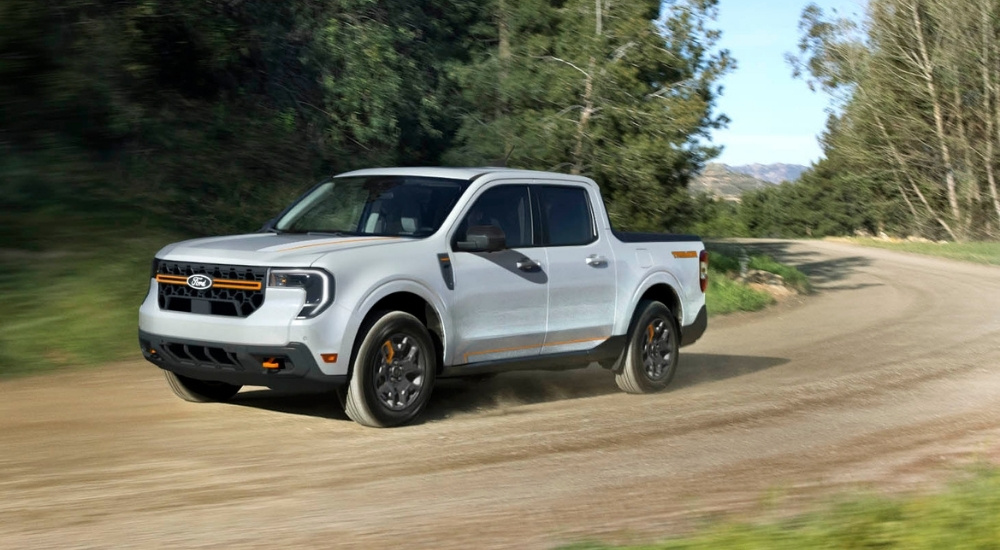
[463,337,607,363]
[155,274,262,291]
[672,250,698,259]
[277,237,398,252]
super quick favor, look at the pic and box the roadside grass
[846,238,1000,266]
[561,467,1000,550]
[745,255,811,293]
[705,246,810,315]
[705,272,774,315]
[0,210,184,378]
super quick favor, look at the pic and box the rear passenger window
[536,186,595,246]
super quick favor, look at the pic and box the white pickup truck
[139,167,707,427]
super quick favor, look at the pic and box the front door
[448,184,548,365]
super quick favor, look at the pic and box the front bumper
[139,330,347,391]
[139,278,357,376]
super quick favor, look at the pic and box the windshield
[275,176,468,237]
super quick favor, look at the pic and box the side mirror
[456,225,507,252]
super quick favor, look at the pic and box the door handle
[585,254,608,267]
[516,258,541,272]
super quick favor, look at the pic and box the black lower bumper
[138,330,347,391]
[680,305,707,347]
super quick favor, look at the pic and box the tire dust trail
[2,240,999,549]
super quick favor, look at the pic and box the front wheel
[615,300,679,394]
[343,311,437,427]
[164,371,242,402]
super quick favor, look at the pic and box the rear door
[535,184,617,354]
[447,184,548,365]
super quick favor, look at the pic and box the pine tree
[446,0,732,231]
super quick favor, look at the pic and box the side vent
[437,253,455,290]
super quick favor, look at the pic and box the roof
[334,166,585,182]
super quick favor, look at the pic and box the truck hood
[157,233,406,266]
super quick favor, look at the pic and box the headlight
[268,269,334,319]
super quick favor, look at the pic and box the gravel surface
[2,239,999,549]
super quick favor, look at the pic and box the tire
[164,371,242,402]
[615,300,680,394]
[343,311,437,427]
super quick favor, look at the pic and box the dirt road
[2,240,999,549]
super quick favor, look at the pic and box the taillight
[699,250,708,292]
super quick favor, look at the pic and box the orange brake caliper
[382,340,395,364]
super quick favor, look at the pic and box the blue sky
[709,0,863,166]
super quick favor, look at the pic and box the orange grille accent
[156,274,262,291]
[155,274,188,285]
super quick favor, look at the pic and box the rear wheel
[164,371,242,402]
[343,311,437,427]
[615,300,679,394]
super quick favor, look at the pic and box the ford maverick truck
[139,167,708,427]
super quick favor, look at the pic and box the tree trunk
[897,183,921,226]
[984,0,1000,227]
[570,68,594,175]
[875,112,959,240]
[952,87,979,235]
[571,0,603,175]
[952,87,980,203]
[497,0,512,154]
[909,0,963,234]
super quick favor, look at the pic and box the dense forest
[731,0,1000,241]
[0,0,732,235]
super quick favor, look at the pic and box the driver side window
[457,185,532,248]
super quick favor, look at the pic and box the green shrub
[705,272,774,315]
[748,255,811,293]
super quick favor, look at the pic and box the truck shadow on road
[231,389,349,420]
[671,353,788,390]
[229,352,787,423]
[424,352,788,422]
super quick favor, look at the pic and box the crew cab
[139,167,707,427]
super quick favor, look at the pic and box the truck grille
[155,261,267,317]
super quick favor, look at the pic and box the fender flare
[345,278,452,367]
[616,271,684,335]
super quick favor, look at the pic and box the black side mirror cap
[456,225,507,252]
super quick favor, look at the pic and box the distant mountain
[726,163,808,184]
[689,163,773,200]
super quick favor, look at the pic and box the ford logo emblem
[187,274,213,290]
